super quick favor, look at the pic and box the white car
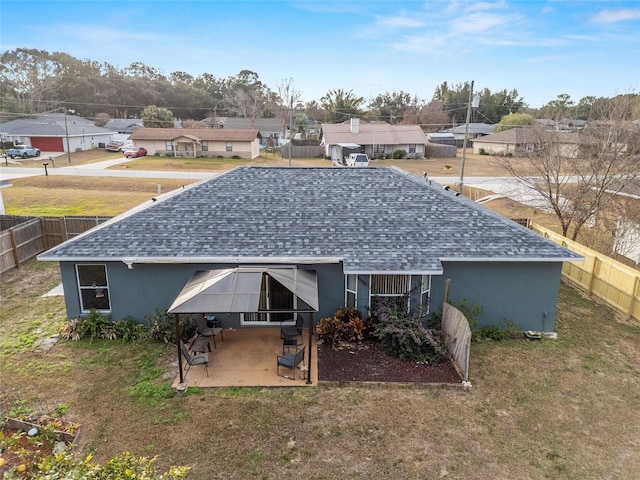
[346,153,369,167]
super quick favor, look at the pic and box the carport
[168,267,318,386]
[333,143,361,164]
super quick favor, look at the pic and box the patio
[171,327,317,388]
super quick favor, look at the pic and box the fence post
[629,275,639,320]
[9,227,20,268]
[587,256,598,295]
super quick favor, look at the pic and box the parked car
[118,143,134,152]
[7,145,41,159]
[105,141,125,152]
[124,147,147,158]
[346,153,369,167]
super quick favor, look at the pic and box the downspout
[306,311,314,385]
[175,313,184,386]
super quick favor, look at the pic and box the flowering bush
[372,312,447,363]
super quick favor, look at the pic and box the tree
[141,105,174,128]
[500,96,640,239]
[494,113,536,132]
[320,89,365,122]
[276,78,303,140]
[225,70,272,126]
[402,99,449,130]
[368,90,412,123]
[538,93,575,120]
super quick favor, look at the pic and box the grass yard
[1,260,639,479]
[1,153,636,478]
[2,176,195,216]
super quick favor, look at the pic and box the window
[165,141,174,151]
[346,274,357,308]
[409,144,416,153]
[370,274,410,313]
[420,275,431,314]
[76,264,110,312]
[201,141,208,152]
[226,142,232,152]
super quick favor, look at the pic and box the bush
[393,149,407,159]
[317,307,368,346]
[372,312,446,363]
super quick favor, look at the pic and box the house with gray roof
[38,167,581,333]
[320,119,427,162]
[0,113,115,152]
[472,127,597,157]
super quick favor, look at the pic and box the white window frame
[345,274,357,308]
[76,264,111,313]
[420,275,431,314]
[226,142,232,152]
[201,141,208,152]
[165,141,174,151]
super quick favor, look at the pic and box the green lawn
[1,259,639,479]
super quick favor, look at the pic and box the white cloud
[591,8,640,23]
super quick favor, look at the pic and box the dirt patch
[317,341,461,384]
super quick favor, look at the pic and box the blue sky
[1,0,639,108]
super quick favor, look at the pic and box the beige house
[320,119,427,162]
[472,128,596,158]
[129,128,262,159]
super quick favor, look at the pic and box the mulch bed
[317,341,461,384]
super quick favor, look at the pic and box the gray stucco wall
[59,260,563,332]
[430,261,563,332]
[59,261,345,327]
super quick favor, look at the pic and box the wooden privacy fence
[442,302,472,382]
[0,215,111,274]
[531,222,640,322]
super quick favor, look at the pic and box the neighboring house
[38,167,582,333]
[537,119,588,131]
[320,119,427,162]
[104,119,144,134]
[128,128,262,159]
[211,117,286,148]
[446,123,495,147]
[0,113,114,152]
[471,127,596,157]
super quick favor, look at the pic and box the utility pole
[64,108,72,163]
[288,96,293,167]
[458,80,474,195]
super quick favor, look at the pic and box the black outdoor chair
[194,314,224,348]
[280,314,304,341]
[179,340,209,377]
[276,346,306,380]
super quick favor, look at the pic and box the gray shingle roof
[0,113,113,136]
[39,167,581,272]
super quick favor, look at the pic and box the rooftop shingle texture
[40,167,581,272]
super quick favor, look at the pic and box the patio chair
[276,346,306,380]
[179,340,209,377]
[194,314,224,348]
[280,314,304,341]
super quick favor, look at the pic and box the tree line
[2,48,637,129]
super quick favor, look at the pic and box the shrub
[145,309,195,343]
[317,307,367,346]
[372,312,446,363]
[393,149,407,159]
[316,316,345,347]
[478,147,487,155]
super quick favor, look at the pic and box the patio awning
[167,267,319,314]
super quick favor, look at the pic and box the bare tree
[276,78,302,166]
[501,96,640,240]
[276,78,302,136]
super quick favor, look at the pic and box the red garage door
[31,137,64,152]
